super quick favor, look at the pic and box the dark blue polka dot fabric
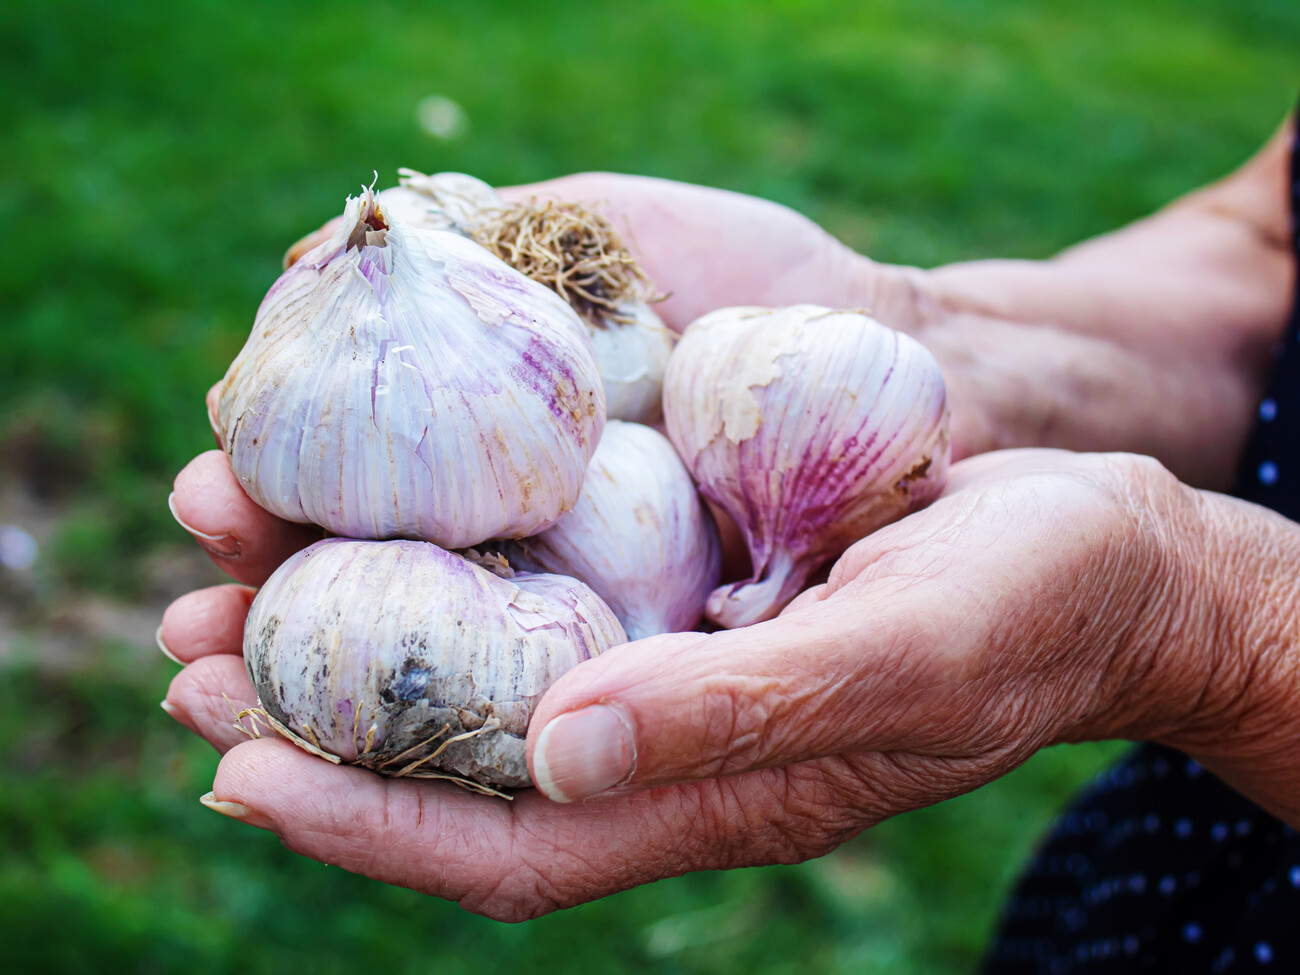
[982,120,1300,972]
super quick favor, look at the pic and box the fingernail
[532,705,636,803]
[200,791,273,829]
[156,624,182,665]
[161,699,196,732]
[168,492,241,559]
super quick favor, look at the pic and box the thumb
[525,589,946,803]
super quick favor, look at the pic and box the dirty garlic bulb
[244,538,627,789]
[498,420,721,640]
[212,185,605,549]
[663,305,950,628]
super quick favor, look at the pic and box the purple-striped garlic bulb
[498,420,721,640]
[211,185,605,549]
[244,538,627,789]
[663,305,949,628]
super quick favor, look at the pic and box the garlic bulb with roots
[498,420,721,640]
[243,538,627,790]
[586,301,677,424]
[470,197,676,424]
[294,172,677,424]
[663,305,950,628]
[212,184,605,549]
[374,169,501,235]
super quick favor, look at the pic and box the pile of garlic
[217,172,948,793]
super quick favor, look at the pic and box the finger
[164,653,259,754]
[284,216,343,269]
[941,447,1075,494]
[202,738,879,921]
[171,450,322,586]
[522,452,1148,803]
[780,581,830,615]
[206,383,222,447]
[525,590,958,803]
[158,584,255,665]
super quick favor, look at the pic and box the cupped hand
[497,174,929,335]
[281,139,1297,489]
[283,173,1006,465]
[161,448,1253,922]
[285,172,927,336]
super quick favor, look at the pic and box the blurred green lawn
[1,0,1296,971]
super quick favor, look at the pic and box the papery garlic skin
[375,169,500,235]
[378,173,675,424]
[245,538,626,788]
[212,187,605,549]
[589,302,678,424]
[499,420,720,640]
[663,305,949,628]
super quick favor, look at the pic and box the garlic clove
[213,185,606,549]
[498,420,720,640]
[244,537,627,790]
[663,305,950,628]
[588,301,678,424]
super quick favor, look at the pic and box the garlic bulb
[375,169,500,235]
[347,174,677,424]
[588,301,677,424]
[212,186,605,549]
[245,538,627,789]
[498,420,720,639]
[469,197,674,425]
[663,305,949,628]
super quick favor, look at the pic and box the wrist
[1043,456,1213,747]
[1068,470,1300,824]
[1154,491,1300,823]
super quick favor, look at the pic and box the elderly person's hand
[161,447,1300,920]
[161,116,1294,920]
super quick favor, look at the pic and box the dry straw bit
[226,695,513,800]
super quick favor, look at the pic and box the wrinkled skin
[164,448,1300,921]
[164,123,1300,921]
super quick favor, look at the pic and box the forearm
[1057,469,1300,828]
[904,117,1294,487]
[1158,486,1300,826]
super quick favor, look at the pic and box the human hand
[161,447,1300,921]
[280,173,996,461]
[285,172,924,333]
[282,140,1294,485]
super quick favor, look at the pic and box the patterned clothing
[982,122,1300,973]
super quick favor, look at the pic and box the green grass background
[1,0,1296,971]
